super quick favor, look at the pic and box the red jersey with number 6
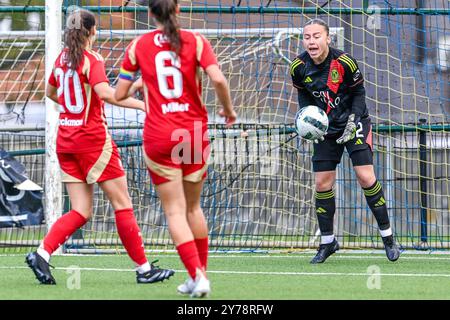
[119,29,218,142]
[48,48,112,153]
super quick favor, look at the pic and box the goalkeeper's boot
[310,239,340,264]
[382,235,400,262]
[25,251,56,285]
[136,260,175,284]
[190,269,211,298]
[177,278,195,295]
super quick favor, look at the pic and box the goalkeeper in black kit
[290,19,400,263]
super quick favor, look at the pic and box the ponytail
[64,9,96,70]
[149,0,181,54]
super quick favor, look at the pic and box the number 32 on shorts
[356,122,364,138]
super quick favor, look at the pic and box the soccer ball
[295,105,329,141]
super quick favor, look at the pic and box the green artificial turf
[0,252,449,300]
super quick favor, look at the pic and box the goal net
[63,2,346,252]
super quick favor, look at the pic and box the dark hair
[303,18,330,35]
[64,9,96,70]
[149,0,181,54]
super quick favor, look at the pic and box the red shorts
[57,146,125,184]
[143,138,210,185]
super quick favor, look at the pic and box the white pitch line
[1,266,450,278]
[205,253,450,261]
[209,270,450,278]
[2,253,450,260]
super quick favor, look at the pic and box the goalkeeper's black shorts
[312,117,373,172]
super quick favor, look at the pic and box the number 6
[155,51,183,99]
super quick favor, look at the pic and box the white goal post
[44,0,63,253]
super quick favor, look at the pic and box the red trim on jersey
[327,59,345,94]
[349,78,364,88]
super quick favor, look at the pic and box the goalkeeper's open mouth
[307,47,320,56]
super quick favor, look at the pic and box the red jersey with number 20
[48,48,112,153]
[120,30,218,142]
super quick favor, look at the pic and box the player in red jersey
[25,9,174,285]
[115,0,236,298]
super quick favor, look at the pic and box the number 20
[54,68,84,114]
[155,51,183,99]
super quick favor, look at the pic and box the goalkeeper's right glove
[336,114,357,145]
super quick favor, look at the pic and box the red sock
[43,210,87,254]
[195,237,209,270]
[176,240,203,279]
[115,208,148,266]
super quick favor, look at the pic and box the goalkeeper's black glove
[336,114,357,144]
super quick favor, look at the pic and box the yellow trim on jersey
[82,59,92,125]
[194,32,211,108]
[82,56,91,81]
[86,132,113,184]
[183,163,209,183]
[290,58,304,76]
[142,148,183,181]
[128,37,140,66]
[143,82,150,114]
[86,49,104,62]
[195,34,204,63]
[61,171,83,183]
[338,55,357,72]
[84,83,92,124]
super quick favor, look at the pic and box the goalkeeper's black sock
[315,189,336,243]
[363,180,392,235]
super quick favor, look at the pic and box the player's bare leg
[156,177,209,297]
[184,179,208,268]
[176,179,210,295]
[100,176,174,283]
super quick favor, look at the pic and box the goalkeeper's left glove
[336,114,357,145]
[313,136,325,144]
[302,135,325,144]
